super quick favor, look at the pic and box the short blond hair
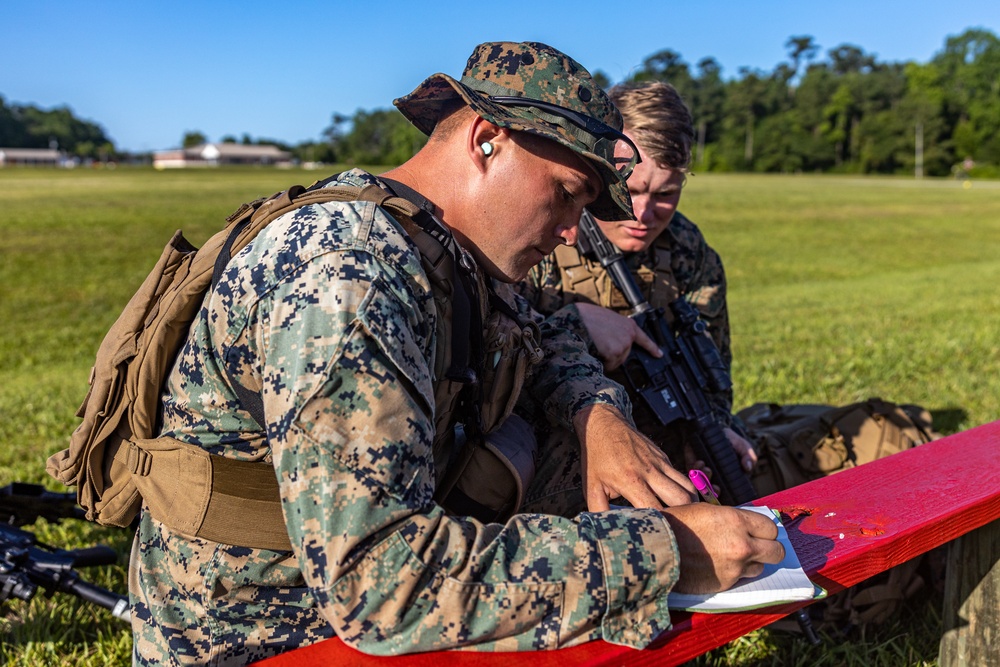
[609,82,694,171]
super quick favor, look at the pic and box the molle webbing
[553,242,679,314]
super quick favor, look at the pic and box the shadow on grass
[930,407,969,435]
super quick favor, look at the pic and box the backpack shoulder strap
[46,178,423,546]
[212,183,423,427]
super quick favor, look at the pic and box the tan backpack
[46,182,421,542]
[738,397,941,497]
[738,397,943,632]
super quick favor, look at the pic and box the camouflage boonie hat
[394,41,637,221]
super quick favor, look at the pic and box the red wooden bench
[254,419,1000,666]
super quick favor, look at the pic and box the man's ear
[468,115,507,173]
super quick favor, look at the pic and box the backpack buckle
[127,442,153,477]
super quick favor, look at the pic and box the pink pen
[688,469,721,505]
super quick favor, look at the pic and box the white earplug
[481,141,494,156]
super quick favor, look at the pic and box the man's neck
[380,150,456,224]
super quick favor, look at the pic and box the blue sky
[6,1,999,152]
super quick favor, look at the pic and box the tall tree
[899,61,949,175]
[791,63,839,171]
[720,67,771,170]
[11,104,114,157]
[933,29,1000,165]
[335,108,426,165]
[828,44,877,75]
[630,49,694,102]
[690,57,726,167]
[0,96,26,146]
[182,131,207,148]
[786,35,819,79]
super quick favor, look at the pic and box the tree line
[636,28,1000,177]
[0,97,115,161]
[318,27,1000,177]
[3,27,998,176]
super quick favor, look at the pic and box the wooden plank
[939,518,1000,667]
[252,420,1000,667]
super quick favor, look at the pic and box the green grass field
[1,167,997,665]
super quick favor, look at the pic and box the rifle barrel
[0,492,131,624]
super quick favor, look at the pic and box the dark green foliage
[0,96,113,159]
[321,107,427,166]
[181,131,207,148]
[623,28,1000,177]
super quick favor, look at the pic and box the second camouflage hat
[394,41,638,221]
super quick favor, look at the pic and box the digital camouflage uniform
[517,211,736,463]
[129,169,681,665]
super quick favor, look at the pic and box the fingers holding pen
[662,503,784,594]
[735,509,785,579]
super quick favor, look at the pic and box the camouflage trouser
[129,515,333,666]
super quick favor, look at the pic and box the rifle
[575,211,755,504]
[1,481,86,526]
[575,212,821,644]
[0,483,131,623]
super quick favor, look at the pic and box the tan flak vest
[552,239,680,321]
[47,181,542,551]
[550,238,698,461]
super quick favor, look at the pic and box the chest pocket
[434,287,544,525]
[479,304,544,433]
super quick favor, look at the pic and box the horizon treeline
[3,27,998,177]
[649,28,1000,177]
[0,97,115,161]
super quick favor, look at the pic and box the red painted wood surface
[253,420,1000,667]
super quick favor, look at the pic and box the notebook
[667,505,824,612]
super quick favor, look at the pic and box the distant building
[0,147,64,167]
[153,142,293,169]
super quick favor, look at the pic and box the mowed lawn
[1,167,997,666]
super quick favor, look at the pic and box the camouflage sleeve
[690,243,735,424]
[514,256,549,310]
[258,213,676,654]
[505,286,633,430]
[686,245,731,371]
[515,254,568,317]
[668,212,731,370]
[536,299,598,355]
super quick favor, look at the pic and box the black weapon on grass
[1,483,130,623]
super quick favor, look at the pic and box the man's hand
[574,403,696,511]
[662,503,784,594]
[575,303,661,371]
[685,428,757,489]
[726,428,758,473]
